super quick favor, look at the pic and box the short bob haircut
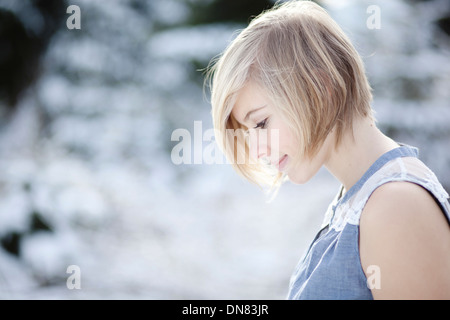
[206,0,374,190]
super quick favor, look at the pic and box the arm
[359,181,450,299]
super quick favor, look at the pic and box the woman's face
[231,81,333,184]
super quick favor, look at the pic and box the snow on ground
[0,136,339,299]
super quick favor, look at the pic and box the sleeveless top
[286,145,450,300]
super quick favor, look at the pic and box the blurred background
[0,0,448,299]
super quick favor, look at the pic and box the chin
[286,171,314,185]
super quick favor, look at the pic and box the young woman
[206,1,450,299]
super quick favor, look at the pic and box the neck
[324,117,399,193]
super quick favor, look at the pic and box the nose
[247,129,270,164]
[247,128,280,166]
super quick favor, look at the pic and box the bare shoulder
[361,181,448,225]
[359,181,450,299]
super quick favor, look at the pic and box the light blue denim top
[287,145,450,300]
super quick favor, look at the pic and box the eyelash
[254,118,268,129]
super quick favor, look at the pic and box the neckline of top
[336,144,419,206]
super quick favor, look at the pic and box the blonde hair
[206,0,373,189]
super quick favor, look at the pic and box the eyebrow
[244,105,266,123]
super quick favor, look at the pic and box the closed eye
[254,118,268,129]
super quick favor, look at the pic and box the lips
[276,155,288,171]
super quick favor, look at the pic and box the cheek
[286,137,332,184]
[270,129,297,160]
[287,160,318,184]
[273,127,296,155]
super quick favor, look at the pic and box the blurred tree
[405,0,450,42]
[186,0,276,25]
[0,0,66,118]
[0,9,38,109]
[436,16,450,36]
[177,0,278,86]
